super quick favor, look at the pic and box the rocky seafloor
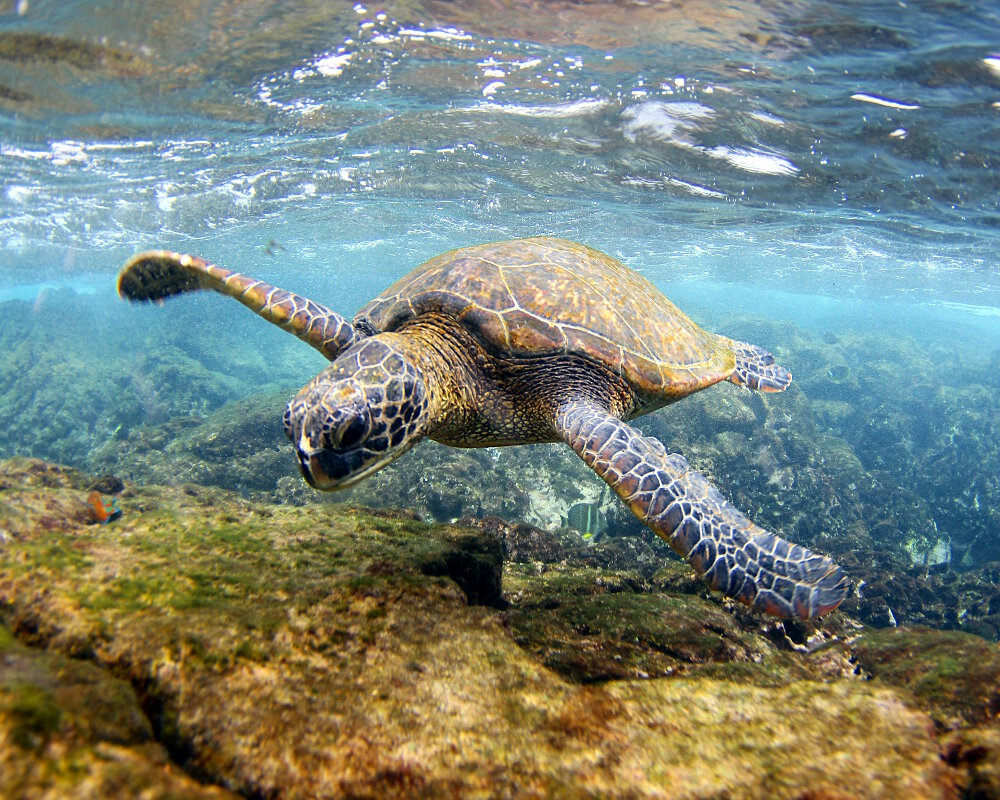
[2,456,1000,799]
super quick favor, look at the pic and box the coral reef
[89,392,301,496]
[2,458,998,798]
[788,323,1000,567]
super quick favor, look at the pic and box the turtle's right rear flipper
[118,251,362,360]
[718,336,792,393]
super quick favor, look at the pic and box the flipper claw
[719,336,792,393]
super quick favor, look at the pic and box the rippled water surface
[3,0,999,311]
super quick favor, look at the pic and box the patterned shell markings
[357,237,735,397]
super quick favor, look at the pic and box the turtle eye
[336,410,370,449]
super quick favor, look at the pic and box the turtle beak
[286,411,372,491]
[294,444,384,491]
[298,450,392,490]
[295,448,337,490]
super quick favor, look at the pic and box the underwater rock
[0,458,95,543]
[848,627,1000,798]
[413,514,505,608]
[851,627,1000,731]
[849,560,1000,640]
[0,458,976,798]
[794,20,912,53]
[942,726,1000,800]
[504,563,790,684]
[90,392,300,495]
[468,515,587,564]
[0,624,236,799]
[0,456,88,492]
[424,0,790,53]
[87,473,125,496]
[695,387,759,433]
[0,31,150,74]
[809,329,1000,568]
[579,534,678,576]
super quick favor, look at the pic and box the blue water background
[1,0,999,420]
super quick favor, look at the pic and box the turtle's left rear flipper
[118,251,363,360]
[556,401,847,620]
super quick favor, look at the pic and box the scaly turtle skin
[118,237,847,619]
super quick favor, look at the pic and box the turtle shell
[356,237,734,398]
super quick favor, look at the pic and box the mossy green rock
[1,622,236,799]
[503,563,817,685]
[0,291,315,471]
[852,626,1000,730]
[0,459,972,798]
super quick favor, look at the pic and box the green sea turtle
[118,237,847,619]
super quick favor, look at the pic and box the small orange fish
[87,491,121,524]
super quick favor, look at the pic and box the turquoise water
[3,0,999,307]
[1,2,999,591]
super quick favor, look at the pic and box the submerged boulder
[0,623,236,799]
[1,458,992,798]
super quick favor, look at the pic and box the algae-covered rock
[0,623,236,799]
[0,458,975,799]
[604,678,952,800]
[90,392,300,495]
[851,627,1000,731]
[848,626,1000,798]
[503,563,815,685]
[800,328,1000,567]
[851,561,1000,636]
[943,726,1000,800]
[469,515,588,564]
[0,291,313,471]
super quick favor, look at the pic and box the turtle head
[284,337,430,490]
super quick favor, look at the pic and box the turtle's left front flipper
[118,251,364,359]
[555,401,847,620]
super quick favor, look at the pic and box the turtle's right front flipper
[118,251,364,360]
[555,401,848,620]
